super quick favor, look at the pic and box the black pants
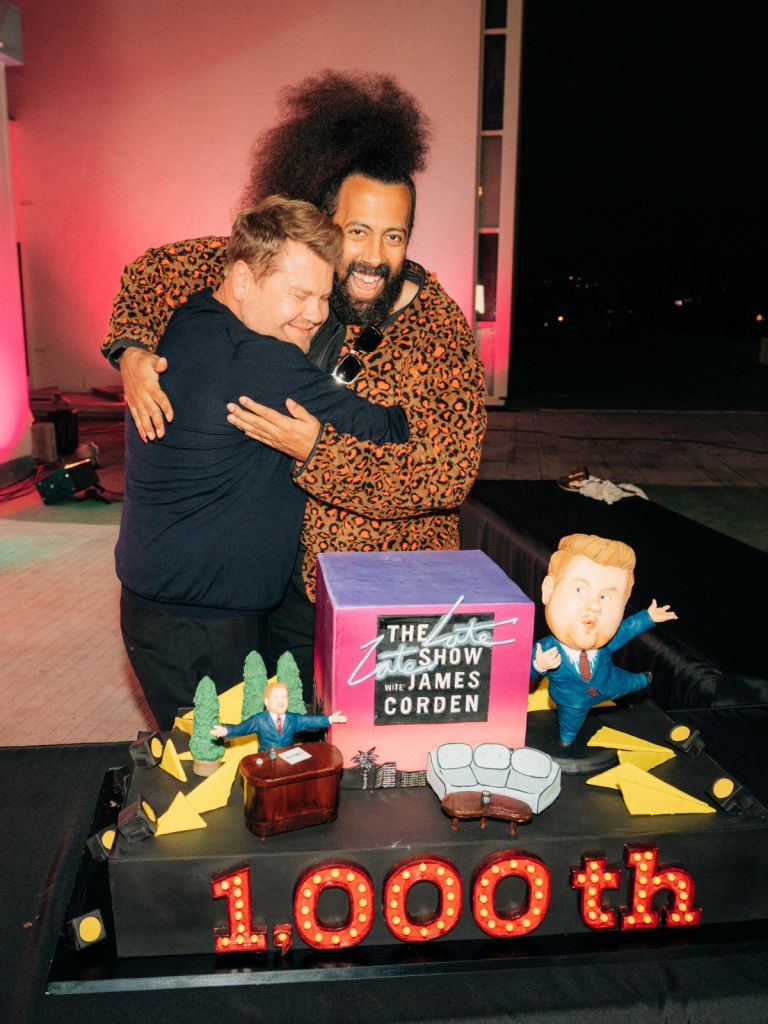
[120,589,269,730]
[266,546,317,710]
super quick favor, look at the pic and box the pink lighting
[1,76,30,467]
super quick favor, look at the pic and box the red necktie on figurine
[276,714,283,734]
[579,650,591,681]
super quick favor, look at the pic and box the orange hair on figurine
[263,679,288,702]
[547,534,636,601]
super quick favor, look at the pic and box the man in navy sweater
[116,198,408,729]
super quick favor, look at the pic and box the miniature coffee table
[440,790,533,835]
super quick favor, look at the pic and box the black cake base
[101,701,768,962]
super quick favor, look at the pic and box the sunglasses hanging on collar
[331,326,384,384]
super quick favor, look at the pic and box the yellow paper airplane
[587,763,637,790]
[589,761,677,793]
[587,761,714,814]
[587,726,672,755]
[619,777,715,816]
[155,792,208,835]
[187,756,240,814]
[159,738,188,782]
[618,748,675,771]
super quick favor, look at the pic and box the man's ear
[541,575,555,605]
[230,260,253,301]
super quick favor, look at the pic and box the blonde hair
[224,195,343,278]
[547,534,636,600]
[263,680,288,701]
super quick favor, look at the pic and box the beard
[330,260,407,327]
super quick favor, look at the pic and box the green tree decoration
[242,650,267,720]
[190,676,224,762]
[276,651,306,714]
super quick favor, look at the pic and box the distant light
[757,313,765,322]
[674,299,684,307]
[556,315,565,323]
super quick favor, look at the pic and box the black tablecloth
[461,481,768,710]
[4,734,768,1024]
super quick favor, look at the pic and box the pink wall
[0,73,31,466]
[7,1,481,390]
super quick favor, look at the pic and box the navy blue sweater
[116,290,408,615]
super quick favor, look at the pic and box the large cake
[65,551,768,970]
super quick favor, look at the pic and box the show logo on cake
[343,595,520,726]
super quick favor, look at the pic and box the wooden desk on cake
[240,742,343,838]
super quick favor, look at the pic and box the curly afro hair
[242,70,431,231]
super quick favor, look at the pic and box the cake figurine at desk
[211,679,347,749]
[531,533,677,746]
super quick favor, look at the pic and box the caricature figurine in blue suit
[531,534,677,745]
[211,680,347,748]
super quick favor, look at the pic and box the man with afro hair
[103,71,487,704]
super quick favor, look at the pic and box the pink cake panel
[315,551,535,770]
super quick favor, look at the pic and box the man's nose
[303,296,327,324]
[361,233,385,267]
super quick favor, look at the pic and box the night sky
[516,2,768,302]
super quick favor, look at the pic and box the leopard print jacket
[103,237,487,600]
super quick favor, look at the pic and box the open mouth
[348,270,386,298]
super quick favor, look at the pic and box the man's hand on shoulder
[120,347,174,442]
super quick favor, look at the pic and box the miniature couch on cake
[426,742,561,814]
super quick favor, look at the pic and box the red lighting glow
[211,866,267,953]
[620,844,702,930]
[471,851,551,937]
[383,855,463,942]
[272,923,293,956]
[570,854,621,929]
[0,120,29,465]
[293,861,375,950]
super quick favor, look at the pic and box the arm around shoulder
[103,237,228,440]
